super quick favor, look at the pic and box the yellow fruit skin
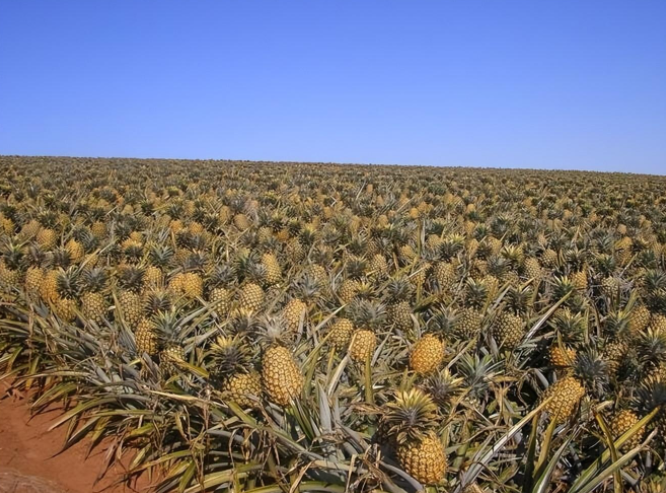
[549,345,576,368]
[390,301,413,331]
[283,298,306,332]
[349,330,377,362]
[611,410,644,452]
[338,279,360,303]
[542,376,585,423]
[262,346,303,406]
[239,283,264,311]
[135,318,158,356]
[410,335,445,375]
[397,434,447,485]
[493,312,524,349]
[119,290,143,327]
[225,372,262,408]
[261,253,282,285]
[209,287,232,313]
[329,318,354,350]
[25,267,44,297]
[81,292,107,324]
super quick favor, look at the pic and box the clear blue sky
[1,1,665,174]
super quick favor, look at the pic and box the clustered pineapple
[1,156,666,492]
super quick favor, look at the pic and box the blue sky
[1,1,665,174]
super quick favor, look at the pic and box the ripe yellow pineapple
[262,345,303,406]
[81,292,106,323]
[611,409,644,451]
[225,372,262,408]
[570,270,588,291]
[24,266,44,297]
[349,329,377,362]
[65,239,84,263]
[433,261,456,293]
[338,279,360,303]
[549,344,576,368]
[238,283,265,311]
[410,334,445,375]
[36,228,56,249]
[493,312,524,349]
[135,317,158,355]
[328,318,354,350]
[261,253,282,285]
[397,433,447,485]
[282,298,306,333]
[628,304,651,334]
[381,389,446,485]
[389,301,413,331]
[209,287,232,312]
[542,376,585,423]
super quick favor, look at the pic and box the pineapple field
[2,155,666,492]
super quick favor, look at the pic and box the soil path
[0,381,156,493]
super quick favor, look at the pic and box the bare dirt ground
[0,380,156,493]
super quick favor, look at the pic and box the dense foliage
[1,156,666,492]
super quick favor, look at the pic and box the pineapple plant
[80,267,108,324]
[410,333,445,375]
[259,316,303,407]
[117,265,145,327]
[380,389,446,485]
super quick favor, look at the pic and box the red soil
[0,381,156,493]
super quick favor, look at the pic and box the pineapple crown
[144,290,173,318]
[603,311,631,339]
[51,247,72,269]
[426,307,458,337]
[635,376,666,417]
[344,255,368,279]
[385,277,413,303]
[571,346,609,396]
[438,233,465,261]
[81,267,108,293]
[148,244,174,268]
[422,368,463,410]
[206,264,235,291]
[636,328,666,370]
[155,308,185,347]
[456,353,502,404]
[56,266,83,300]
[464,278,488,310]
[233,248,264,282]
[551,275,575,300]
[209,334,254,380]
[346,299,387,331]
[382,389,439,444]
[291,273,322,303]
[117,265,146,293]
[594,253,617,276]
[549,308,586,343]
[0,241,24,270]
[257,313,294,348]
[504,286,533,316]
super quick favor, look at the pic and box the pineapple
[327,318,354,351]
[259,317,303,406]
[117,266,145,327]
[492,286,531,349]
[338,279,360,304]
[542,376,586,423]
[135,317,158,356]
[610,409,644,451]
[387,278,414,331]
[225,372,262,408]
[25,265,44,298]
[80,267,108,324]
[261,253,281,285]
[432,261,456,294]
[282,297,306,333]
[238,283,265,312]
[380,389,446,485]
[347,300,385,362]
[155,309,186,373]
[410,334,445,375]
